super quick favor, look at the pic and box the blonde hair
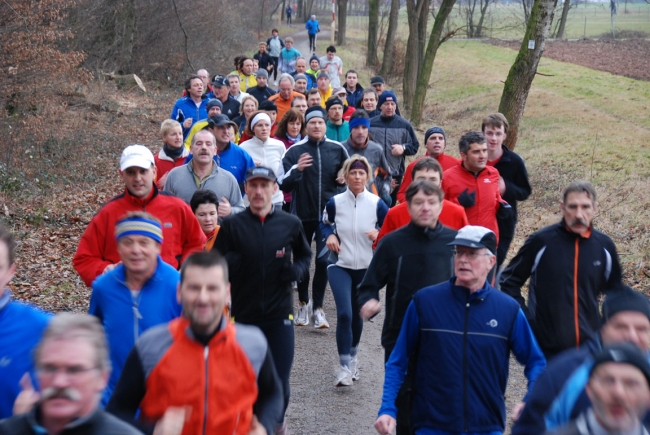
[338,155,374,183]
[161,119,182,138]
[240,95,259,116]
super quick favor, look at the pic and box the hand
[498,176,506,196]
[248,415,267,435]
[374,415,396,434]
[360,299,381,320]
[297,153,313,171]
[153,406,189,435]
[325,234,340,253]
[511,402,525,422]
[390,144,405,156]
[336,176,345,185]
[218,197,232,217]
[183,118,193,129]
[13,373,39,416]
[255,161,262,167]
[103,262,121,274]
[390,178,398,192]
[457,188,476,208]
[365,229,379,242]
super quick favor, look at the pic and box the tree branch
[170,0,194,71]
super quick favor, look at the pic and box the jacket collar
[113,256,164,289]
[124,183,158,207]
[28,405,102,433]
[158,146,190,162]
[558,219,593,239]
[344,188,369,200]
[405,221,444,240]
[0,289,11,312]
[450,277,492,303]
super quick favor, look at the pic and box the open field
[341,3,650,40]
[336,38,650,291]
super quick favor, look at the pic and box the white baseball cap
[120,145,155,171]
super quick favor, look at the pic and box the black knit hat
[602,285,650,325]
[590,342,650,386]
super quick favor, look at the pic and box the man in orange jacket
[107,251,283,435]
[73,145,205,287]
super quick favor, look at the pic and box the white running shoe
[294,302,310,326]
[336,365,353,386]
[312,308,329,329]
[349,356,360,381]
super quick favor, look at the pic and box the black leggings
[252,317,295,421]
[298,220,328,309]
[308,34,316,52]
[270,56,279,81]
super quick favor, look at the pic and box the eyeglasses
[37,364,98,379]
[452,249,492,260]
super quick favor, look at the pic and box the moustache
[41,387,82,402]
[569,218,589,228]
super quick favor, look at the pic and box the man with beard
[500,180,622,359]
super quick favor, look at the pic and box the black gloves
[457,189,476,208]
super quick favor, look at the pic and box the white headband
[251,113,272,130]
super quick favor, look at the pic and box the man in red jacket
[375,157,468,248]
[73,145,205,287]
[442,131,510,241]
[397,126,459,204]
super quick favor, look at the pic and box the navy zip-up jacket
[379,279,546,433]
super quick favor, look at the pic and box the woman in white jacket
[240,111,286,207]
[320,155,388,386]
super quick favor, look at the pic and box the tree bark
[337,0,348,45]
[498,0,558,150]
[367,0,380,65]
[379,0,400,77]
[402,0,430,114]
[556,0,571,38]
[410,0,457,127]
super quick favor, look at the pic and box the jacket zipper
[132,299,142,344]
[261,218,266,317]
[202,346,209,435]
[389,256,403,328]
[573,238,580,348]
[463,298,470,432]
[353,195,358,269]
[317,145,322,221]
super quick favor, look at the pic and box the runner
[320,155,388,386]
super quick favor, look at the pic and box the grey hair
[278,73,295,87]
[36,313,111,373]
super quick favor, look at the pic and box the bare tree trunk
[556,0,571,38]
[379,0,400,77]
[110,0,137,73]
[475,0,492,37]
[410,0,457,126]
[367,0,380,65]
[403,0,430,114]
[337,0,348,45]
[498,0,558,150]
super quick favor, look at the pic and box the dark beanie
[602,285,650,325]
[325,97,344,112]
[590,342,650,386]
[425,126,446,143]
[378,90,397,108]
[305,106,326,123]
[207,99,223,111]
[309,54,320,66]
[259,100,278,112]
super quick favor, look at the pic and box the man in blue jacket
[89,211,181,405]
[374,225,546,435]
[305,15,320,52]
[513,286,650,435]
[0,225,51,419]
[170,74,209,138]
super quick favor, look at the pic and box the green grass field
[336,37,650,288]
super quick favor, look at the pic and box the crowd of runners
[0,23,648,435]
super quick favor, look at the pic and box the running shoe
[335,364,353,386]
[350,356,360,381]
[294,301,310,326]
[313,308,329,329]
